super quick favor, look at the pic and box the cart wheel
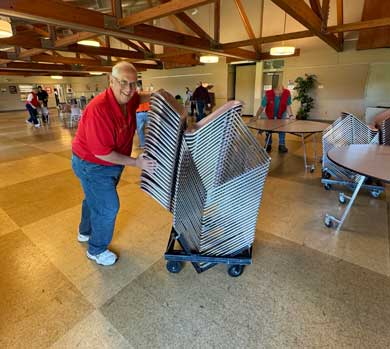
[370,190,381,199]
[322,170,331,179]
[310,165,315,173]
[324,183,332,191]
[338,193,346,204]
[227,265,244,277]
[324,215,333,228]
[166,261,183,273]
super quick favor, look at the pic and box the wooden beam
[137,41,151,52]
[30,54,103,65]
[328,17,390,33]
[270,0,342,51]
[321,0,330,31]
[54,32,98,48]
[336,0,344,44]
[111,0,122,18]
[175,12,214,41]
[214,0,220,42]
[65,44,149,60]
[222,30,312,49]
[226,48,301,63]
[234,0,261,54]
[309,0,323,19]
[1,61,161,72]
[118,0,215,27]
[0,0,254,60]
[116,37,145,53]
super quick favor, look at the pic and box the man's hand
[136,153,157,174]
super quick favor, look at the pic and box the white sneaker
[25,120,33,126]
[34,123,41,128]
[86,250,118,266]
[77,233,90,242]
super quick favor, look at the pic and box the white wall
[141,57,228,108]
[282,39,390,120]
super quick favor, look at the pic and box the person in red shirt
[25,86,41,128]
[72,61,156,266]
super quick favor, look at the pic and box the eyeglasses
[113,76,138,90]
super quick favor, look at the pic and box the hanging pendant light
[51,75,63,80]
[0,17,13,38]
[270,12,295,56]
[77,40,100,47]
[200,55,219,63]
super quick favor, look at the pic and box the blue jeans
[195,101,206,122]
[26,104,39,125]
[136,112,148,147]
[267,115,286,146]
[72,154,124,255]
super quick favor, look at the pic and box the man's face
[110,70,137,105]
[38,87,42,92]
[32,88,38,94]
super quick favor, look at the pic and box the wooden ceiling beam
[234,0,261,54]
[328,16,390,33]
[336,0,344,44]
[321,0,330,31]
[214,0,220,42]
[118,0,215,27]
[222,30,312,49]
[0,0,255,60]
[270,0,342,51]
[309,0,323,19]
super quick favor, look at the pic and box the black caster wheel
[227,265,244,277]
[322,170,331,179]
[310,166,315,173]
[338,193,346,204]
[324,183,332,191]
[166,261,183,274]
[371,190,381,198]
[324,215,333,228]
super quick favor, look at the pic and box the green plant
[293,74,317,120]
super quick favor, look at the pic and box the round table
[324,144,390,232]
[248,119,330,172]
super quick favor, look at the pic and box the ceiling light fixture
[200,55,219,64]
[0,17,13,38]
[270,12,295,57]
[89,72,104,75]
[77,39,100,47]
[51,75,63,80]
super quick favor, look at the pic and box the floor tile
[50,310,132,349]
[0,153,71,188]
[0,230,93,348]
[101,232,390,349]
[0,169,84,226]
[0,208,19,237]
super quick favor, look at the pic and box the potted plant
[293,74,317,120]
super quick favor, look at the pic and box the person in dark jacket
[192,82,211,122]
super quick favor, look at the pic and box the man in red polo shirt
[72,61,156,266]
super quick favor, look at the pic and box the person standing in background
[136,98,150,149]
[192,82,211,122]
[25,86,40,128]
[255,84,294,153]
[185,87,195,116]
[53,88,60,107]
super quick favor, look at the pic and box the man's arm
[95,151,156,173]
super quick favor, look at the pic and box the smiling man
[72,61,156,266]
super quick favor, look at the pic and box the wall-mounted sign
[9,85,17,94]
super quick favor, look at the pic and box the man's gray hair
[112,61,137,78]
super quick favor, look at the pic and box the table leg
[324,175,366,233]
[264,132,271,149]
[301,133,308,171]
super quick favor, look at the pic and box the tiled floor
[0,109,389,348]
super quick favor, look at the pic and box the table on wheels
[324,144,390,233]
[248,119,329,172]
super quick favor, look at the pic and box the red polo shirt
[72,87,140,166]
